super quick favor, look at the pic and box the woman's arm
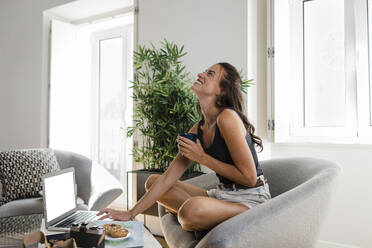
[178,109,257,187]
[98,124,198,220]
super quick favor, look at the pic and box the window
[269,0,372,143]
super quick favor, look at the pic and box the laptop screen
[44,170,76,223]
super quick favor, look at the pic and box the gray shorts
[206,181,272,209]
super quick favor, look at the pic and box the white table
[143,225,162,248]
[40,218,161,248]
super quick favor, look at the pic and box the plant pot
[128,170,205,216]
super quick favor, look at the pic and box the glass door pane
[98,37,124,181]
[303,0,346,127]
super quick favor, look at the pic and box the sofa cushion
[0,197,88,218]
[0,149,60,206]
[0,197,44,218]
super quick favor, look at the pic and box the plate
[105,230,131,241]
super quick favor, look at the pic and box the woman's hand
[96,208,134,221]
[177,136,206,164]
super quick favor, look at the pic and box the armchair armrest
[88,161,123,210]
[158,173,219,217]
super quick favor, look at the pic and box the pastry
[109,228,129,238]
[103,223,129,238]
[103,223,121,235]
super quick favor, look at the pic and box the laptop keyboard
[55,211,97,228]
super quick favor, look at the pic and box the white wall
[137,0,247,80]
[0,0,75,150]
[251,1,372,247]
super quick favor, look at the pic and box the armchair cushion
[0,149,60,206]
[0,197,88,218]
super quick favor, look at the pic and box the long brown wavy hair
[198,62,263,152]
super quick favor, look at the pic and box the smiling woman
[98,62,271,232]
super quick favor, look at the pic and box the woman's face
[191,64,224,98]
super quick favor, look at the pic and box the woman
[97,62,271,231]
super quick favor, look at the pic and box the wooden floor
[154,235,169,248]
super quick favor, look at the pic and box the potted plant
[126,40,202,215]
[126,40,254,215]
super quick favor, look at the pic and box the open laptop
[42,167,99,231]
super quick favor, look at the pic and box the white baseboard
[317,240,363,248]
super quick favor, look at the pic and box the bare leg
[177,196,249,231]
[145,174,207,214]
[145,175,248,231]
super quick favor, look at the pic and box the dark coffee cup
[179,133,197,143]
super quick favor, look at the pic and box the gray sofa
[0,149,123,218]
[159,157,341,248]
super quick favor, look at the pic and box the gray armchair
[159,157,341,248]
[0,149,123,218]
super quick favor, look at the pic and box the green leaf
[129,39,201,173]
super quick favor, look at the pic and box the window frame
[90,25,133,163]
[270,0,372,144]
[90,24,134,208]
[356,0,372,139]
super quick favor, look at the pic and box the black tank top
[197,119,263,185]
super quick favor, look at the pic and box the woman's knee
[145,174,161,191]
[178,196,207,230]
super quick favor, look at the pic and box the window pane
[303,0,345,127]
[98,37,123,180]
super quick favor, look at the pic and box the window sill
[272,136,372,148]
